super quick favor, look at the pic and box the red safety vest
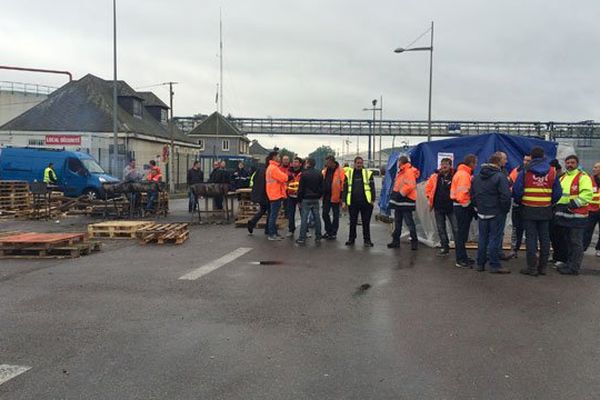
[589,179,600,213]
[521,168,556,207]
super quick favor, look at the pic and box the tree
[308,145,336,170]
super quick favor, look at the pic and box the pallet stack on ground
[0,232,101,259]
[87,221,153,239]
[234,199,287,229]
[30,190,65,219]
[0,181,32,220]
[136,223,189,245]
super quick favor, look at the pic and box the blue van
[0,147,119,199]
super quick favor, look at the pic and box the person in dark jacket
[512,147,562,276]
[424,158,457,255]
[247,159,270,236]
[342,156,376,247]
[470,153,512,273]
[209,160,230,210]
[187,161,204,212]
[296,158,323,244]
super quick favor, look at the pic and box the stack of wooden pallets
[135,223,189,245]
[0,232,101,259]
[87,221,152,239]
[0,181,32,220]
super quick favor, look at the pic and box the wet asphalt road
[1,200,600,399]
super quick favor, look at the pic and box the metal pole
[219,8,223,114]
[379,96,383,168]
[112,0,118,176]
[169,82,175,193]
[427,21,434,142]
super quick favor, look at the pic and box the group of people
[248,151,376,246]
[122,159,163,211]
[247,148,600,276]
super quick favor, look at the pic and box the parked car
[0,147,119,199]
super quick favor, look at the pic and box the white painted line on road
[178,247,253,280]
[0,364,31,386]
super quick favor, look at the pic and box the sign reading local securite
[45,135,82,145]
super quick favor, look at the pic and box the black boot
[387,242,400,248]
[411,241,418,251]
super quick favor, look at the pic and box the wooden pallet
[136,223,189,245]
[88,221,152,239]
[0,240,101,259]
[0,232,87,249]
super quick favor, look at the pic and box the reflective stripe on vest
[559,171,589,217]
[522,168,556,207]
[249,171,256,188]
[346,168,372,205]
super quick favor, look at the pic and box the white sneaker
[596,250,600,257]
[268,235,284,241]
[554,261,566,269]
[306,232,312,238]
[286,232,294,238]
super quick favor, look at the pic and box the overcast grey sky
[1,0,599,156]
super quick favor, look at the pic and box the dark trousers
[146,190,158,211]
[248,203,269,234]
[583,212,600,251]
[511,207,525,251]
[322,199,341,236]
[524,219,551,273]
[454,205,474,263]
[213,195,224,210]
[477,216,503,270]
[552,224,570,263]
[299,199,322,240]
[267,199,282,236]
[349,203,373,241]
[392,208,417,243]
[188,189,197,212]
[435,209,458,250]
[287,197,300,232]
[565,227,585,273]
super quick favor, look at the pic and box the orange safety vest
[392,163,419,201]
[147,166,162,182]
[521,168,556,207]
[560,172,589,217]
[266,160,289,201]
[424,173,438,210]
[287,170,302,197]
[322,165,345,203]
[450,164,473,206]
[590,178,600,213]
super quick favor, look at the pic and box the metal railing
[0,81,57,96]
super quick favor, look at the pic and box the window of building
[28,138,44,146]
[133,99,143,119]
[198,139,205,151]
[222,139,230,151]
[160,109,168,125]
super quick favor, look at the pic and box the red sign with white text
[45,135,82,146]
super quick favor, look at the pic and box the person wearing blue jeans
[295,157,323,245]
[298,200,322,242]
[267,199,282,237]
[470,152,512,273]
[476,216,503,271]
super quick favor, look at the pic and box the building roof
[249,139,271,156]
[0,73,194,144]
[137,91,169,109]
[188,112,248,141]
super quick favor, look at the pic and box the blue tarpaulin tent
[379,133,558,215]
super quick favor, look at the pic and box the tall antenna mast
[219,7,223,114]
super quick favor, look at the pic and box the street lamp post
[112,0,118,176]
[394,21,434,142]
[363,99,382,167]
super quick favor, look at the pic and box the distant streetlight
[362,98,382,167]
[394,21,434,142]
[112,0,118,176]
